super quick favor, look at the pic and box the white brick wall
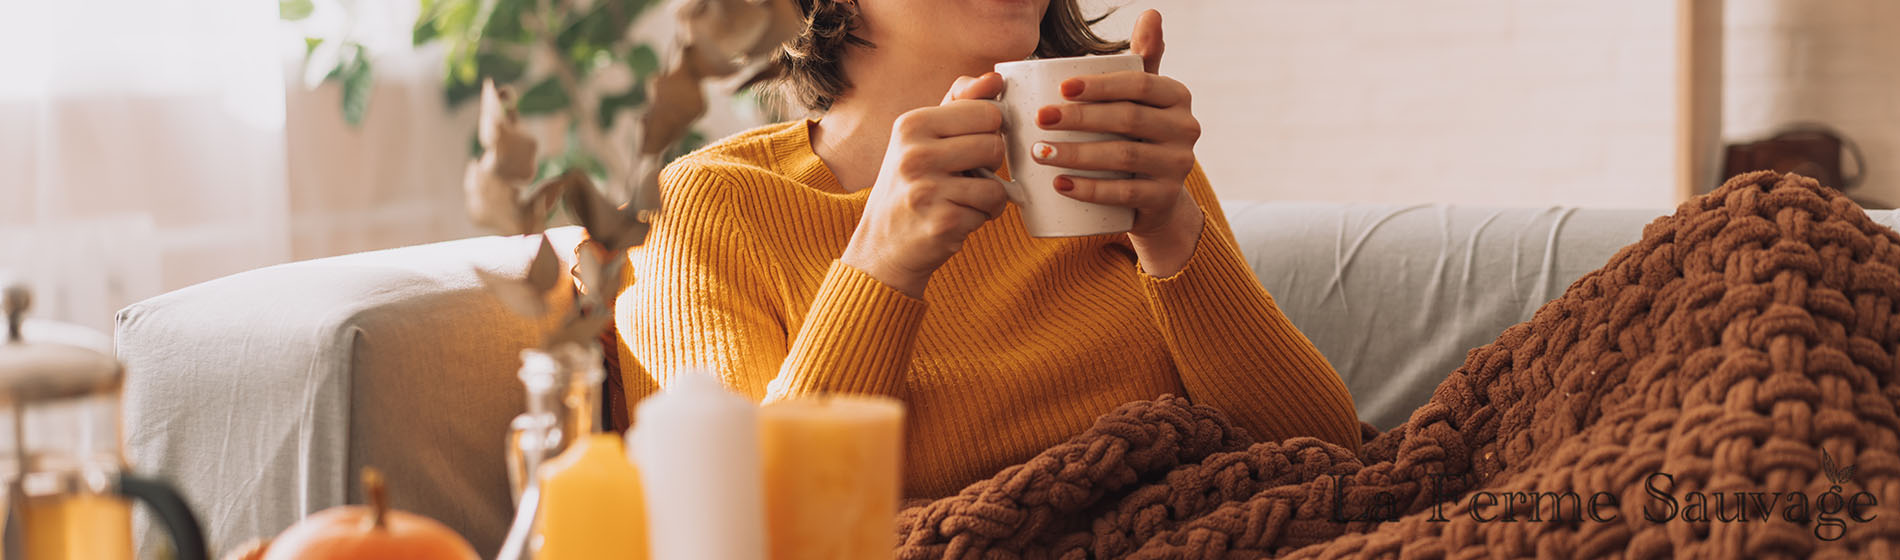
[1723,0,1900,207]
[1089,0,1894,209]
[1085,0,1681,208]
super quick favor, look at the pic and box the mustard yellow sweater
[616,119,1359,498]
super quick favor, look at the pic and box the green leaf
[279,0,314,21]
[516,77,569,115]
[444,49,526,109]
[481,0,529,42]
[477,51,528,84]
[587,3,633,46]
[413,18,440,46]
[413,0,469,47]
[303,38,347,87]
[438,0,477,34]
[340,46,374,126]
[449,42,479,85]
[445,78,481,108]
[303,37,323,57]
[596,86,647,130]
[626,44,659,80]
[555,1,641,70]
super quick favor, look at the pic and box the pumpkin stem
[363,467,389,531]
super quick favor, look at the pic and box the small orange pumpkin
[260,468,479,560]
[221,537,271,560]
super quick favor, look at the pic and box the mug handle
[972,168,1025,205]
[973,99,1027,204]
[117,473,209,560]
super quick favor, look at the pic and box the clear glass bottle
[496,342,648,560]
[504,351,565,506]
[496,345,576,560]
[532,343,649,559]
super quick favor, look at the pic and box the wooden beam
[1676,0,1725,202]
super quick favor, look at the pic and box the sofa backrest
[1222,201,1900,429]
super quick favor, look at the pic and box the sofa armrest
[117,227,582,556]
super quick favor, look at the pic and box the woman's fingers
[935,177,1011,220]
[1029,140,1192,178]
[1131,9,1165,74]
[944,72,1004,104]
[896,133,1006,179]
[1058,71,1190,108]
[941,75,976,105]
[1054,175,1181,210]
[1036,100,1200,143]
[896,99,1004,139]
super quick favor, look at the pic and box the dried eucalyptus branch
[465,0,804,353]
[465,82,559,236]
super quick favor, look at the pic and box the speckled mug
[977,53,1143,238]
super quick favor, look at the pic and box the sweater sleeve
[1137,163,1362,450]
[618,160,925,405]
[764,260,926,400]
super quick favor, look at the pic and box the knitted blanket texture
[895,172,1900,559]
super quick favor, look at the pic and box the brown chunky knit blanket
[896,172,1900,558]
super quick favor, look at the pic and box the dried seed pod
[465,80,547,235]
[638,48,710,158]
[476,235,564,319]
[476,81,537,181]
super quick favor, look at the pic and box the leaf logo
[1822,448,1858,486]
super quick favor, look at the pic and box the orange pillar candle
[535,433,650,560]
[759,395,904,560]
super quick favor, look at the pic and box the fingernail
[1061,79,1084,98]
[1032,142,1057,161]
[1054,176,1075,192]
[1037,106,1061,126]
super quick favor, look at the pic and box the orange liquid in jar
[5,493,135,560]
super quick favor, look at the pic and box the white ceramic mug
[976,52,1143,238]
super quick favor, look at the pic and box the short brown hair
[770,0,1129,112]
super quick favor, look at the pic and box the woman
[617,1,1359,499]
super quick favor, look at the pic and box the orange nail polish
[1054,176,1074,192]
[1061,79,1085,98]
[1037,107,1061,126]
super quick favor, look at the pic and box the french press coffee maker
[0,282,206,560]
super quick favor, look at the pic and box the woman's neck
[811,48,995,191]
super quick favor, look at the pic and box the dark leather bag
[1722,124,1865,191]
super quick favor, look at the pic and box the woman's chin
[972,39,1043,64]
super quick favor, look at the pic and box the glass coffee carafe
[0,282,206,560]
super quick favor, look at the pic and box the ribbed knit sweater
[615,119,1360,499]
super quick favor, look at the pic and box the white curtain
[0,0,505,333]
[0,0,291,333]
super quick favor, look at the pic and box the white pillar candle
[628,372,766,560]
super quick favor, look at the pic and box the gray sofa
[116,201,1900,557]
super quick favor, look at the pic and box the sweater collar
[765,117,1012,193]
[770,118,849,194]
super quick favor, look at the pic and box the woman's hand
[1032,9,1204,277]
[841,74,1011,298]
